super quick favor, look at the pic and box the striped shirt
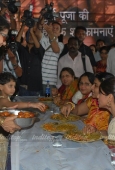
[40,35,64,85]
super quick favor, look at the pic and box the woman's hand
[60,103,72,117]
[83,124,97,134]
[2,116,21,133]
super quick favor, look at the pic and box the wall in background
[15,0,115,45]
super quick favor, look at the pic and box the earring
[107,100,111,108]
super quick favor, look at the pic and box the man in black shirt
[59,26,96,72]
[16,24,44,96]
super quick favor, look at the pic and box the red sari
[96,60,107,73]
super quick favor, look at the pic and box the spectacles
[0,32,8,42]
[79,82,91,86]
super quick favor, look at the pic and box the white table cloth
[11,96,114,170]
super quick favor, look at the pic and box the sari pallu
[84,97,110,131]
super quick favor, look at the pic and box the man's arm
[35,16,44,41]
[43,24,60,53]
[30,27,40,48]
[16,23,25,42]
[9,13,16,29]
[7,49,22,77]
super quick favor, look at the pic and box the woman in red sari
[52,67,78,105]
[96,46,109,73]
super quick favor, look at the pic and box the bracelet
[66,102,75,111]
[49,36,56,42]
[12,63,17,67]
[0,117,5,126]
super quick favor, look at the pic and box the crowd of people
[0,4,115,170]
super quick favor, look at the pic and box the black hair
[0,16,10,32]
[89,44,96,52]
[99,77,115,98]
[0,72,17,85]
[89,44,96,49]
[75,26,87,34]
[78,72,95,87]
[99,46,109,53]
[60,67,75,79]
[96,39,105,46]
[95,72,114,83]
[68,37,80,44]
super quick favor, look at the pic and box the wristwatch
[49,36,56,42]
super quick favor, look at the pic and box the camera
[41,2,59,22]
[6,29,18,52]
[3,0,20,14]
[21,5,35,28]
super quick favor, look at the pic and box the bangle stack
[66,102,75,111]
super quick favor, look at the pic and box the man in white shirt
[106,47,115,76]
[57,37,93,88]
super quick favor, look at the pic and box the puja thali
[42,122,77,133]
[64,130,102,143]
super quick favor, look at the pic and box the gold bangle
[66,102,75,111]
[0,117,5,126]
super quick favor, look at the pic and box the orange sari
[84,97,110,131]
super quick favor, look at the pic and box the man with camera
[36,16,64,95]
[0,3,22,98]
[0,30,22,78]
[16,22,44,96]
